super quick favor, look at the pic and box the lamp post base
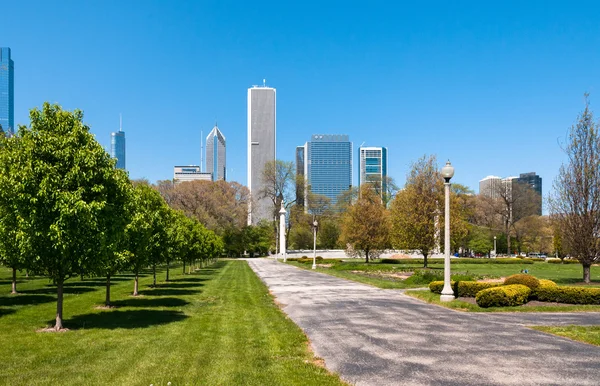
[440,294,454,302]
[312,264,316,269]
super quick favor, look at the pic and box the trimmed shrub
[476,284,531,308]
[547,258,580,264]
[429,281,453,294]
[456,281,502,297]
[535,286,600,305]
[380,258,533,265]
[504,274,540,289]
[531,279,558,299]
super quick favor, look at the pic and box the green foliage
[476,284,531,308]
[504,274,540,289]
[456,281,502,297]
[429,281,446,294]
[379,258,534,265]
[535,285,600,305]
[547,258,580,264]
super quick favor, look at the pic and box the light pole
[279,202,287,262]
[493,236,497,258]
[312,218,318,269]
[440,160,455,302]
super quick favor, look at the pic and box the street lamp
[440,160,455,302]
[493,236,497,258]
[312,218,318,269]
[279,202,287,262]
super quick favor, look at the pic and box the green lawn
[0,261,345,386]
[531,326,600,346]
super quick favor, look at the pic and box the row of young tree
[0,103,222,331]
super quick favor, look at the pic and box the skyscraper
[247,83,276,224]
[358,146,387,198]
[296,145,306,207]
[0,48,14,136]
[206,124,226,181]
[479,175,502,198]
[518,172,542,216]
[110,115,126,170]
[302,134,352,210]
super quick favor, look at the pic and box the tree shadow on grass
[553,278,600,285]
[0,294,56,306]
[64,309,188,330]
[167,277,208,283]
[154,282,205,289]
[0,308,16,318]
[138,288,200,296]
[20,287,97,295]
[110,297,190,308]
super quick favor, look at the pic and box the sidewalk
[247,258,600,386]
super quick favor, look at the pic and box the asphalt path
[247,258,600,386]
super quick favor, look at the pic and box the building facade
[247,84,276,224]
[110,128,126,170]
[295,145,306,207]
[0,48,14,135]
[479,175,502,198]
[206,124,226,181]
[358,146,387,197]
[173,165,212,183]
[301,134,352,210]
[517,172,542,215]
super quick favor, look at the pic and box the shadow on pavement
[64,309,189,330]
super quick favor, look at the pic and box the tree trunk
[183,260,186,274]
[423,250,429,268]
[505,222,511,256]
[583,264,591,283]
[166,260,170,282]
[105,274,111,307]
[133,274,139,296]
[152,263,156,287]
[55,280,64,331]
[11,267,17,294]
[365,249,370,263]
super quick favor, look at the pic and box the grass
[531,326,600,346]
[0,261,345,386]
[405,289,600,313]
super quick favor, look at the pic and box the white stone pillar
[279,202,287,262]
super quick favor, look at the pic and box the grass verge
[405,290,600,313]
[531,326,600,346]
[0,261,345,385]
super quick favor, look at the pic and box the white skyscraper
[479,176,502,198]
[247,82,276,224]
[206,124,226,181]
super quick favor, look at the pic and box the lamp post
[440,160,455,302]
[312,218,318,269]
[279,202,287,262]
[493,236,497,258]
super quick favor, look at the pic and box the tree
[340,186,390,262]
[390,155,442,267]
[126,183,168,295]
[0,103,129,330]
[549,95,600,282]
[468,226,493,256]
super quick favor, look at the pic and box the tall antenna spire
[119,113,122,132]
[200,129,204,172]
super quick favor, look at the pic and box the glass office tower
[358,146,387,198]
[247,84,276,224]
[110,119,126,170]
[206,124,226,181]
[303,134,352,209]
[0,48,15,135]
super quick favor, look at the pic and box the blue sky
[3,1,600,208]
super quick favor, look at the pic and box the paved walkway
[247,259,600,386]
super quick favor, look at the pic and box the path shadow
[64,309,188,329]
[110,297,190,308]
[0,294,56,306]
[20,287,97,295]
[138,288,200,296]
[0,308,16,318]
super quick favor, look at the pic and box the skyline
[3,1,600,207]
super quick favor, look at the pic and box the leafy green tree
[0,103,129,330]
[126,183,168,295]
[467,226,493,256]
[340,186,391,263]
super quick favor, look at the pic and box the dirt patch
[351,270,413,280]
[94,305,117,310]
[37,327,70,333]
[304,341,326,368]
[388,254,412,259]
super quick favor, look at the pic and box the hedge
[504,274,540,289]
[429,281,451,294]
[476,284,531,308]
[535,286,600,305]
[547,258,581,264]
[380,258,533,265]
[456,281,502,297]
[530,279,558,299]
